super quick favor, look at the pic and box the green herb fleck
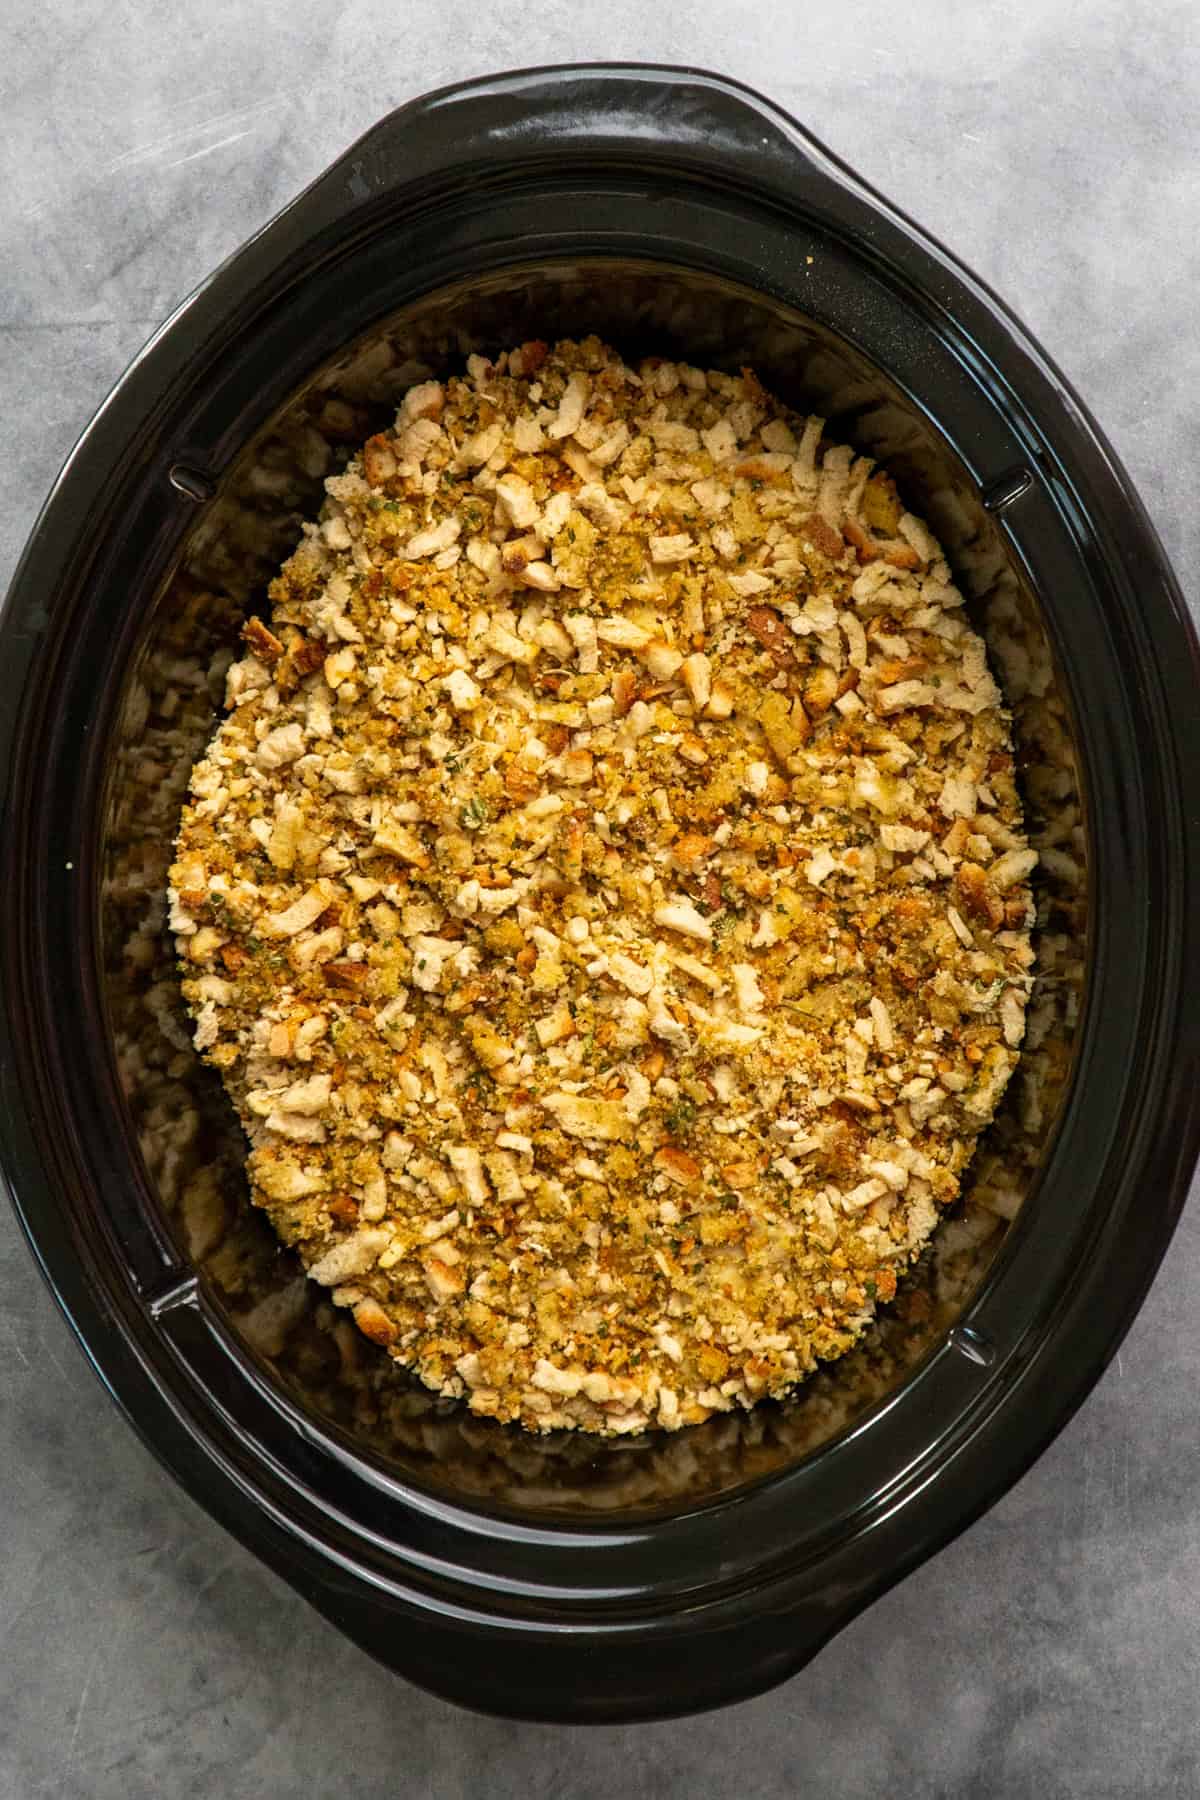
[664,1096,697,1139]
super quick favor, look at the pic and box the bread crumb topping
[171,337,1034,1435]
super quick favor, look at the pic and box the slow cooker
[2,64,1198,1722]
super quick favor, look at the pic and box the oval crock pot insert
[104,259,1087,1514]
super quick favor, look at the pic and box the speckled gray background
[2,3,1198,1796]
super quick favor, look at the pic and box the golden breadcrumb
[170,337,1034,1434]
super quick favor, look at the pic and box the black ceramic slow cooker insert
[2,65,1198,1723]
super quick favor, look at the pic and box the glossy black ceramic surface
[1,66,1198,1721]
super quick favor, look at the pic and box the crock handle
[290,63,853,232]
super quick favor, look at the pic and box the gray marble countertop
[2,5,1198,1796]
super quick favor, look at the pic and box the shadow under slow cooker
[100,260,1086,1517]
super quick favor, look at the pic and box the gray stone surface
[2,2,1198,1794]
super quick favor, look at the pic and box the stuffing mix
[170,337,1036,1435]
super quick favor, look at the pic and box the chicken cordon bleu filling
[170,337,1035,1434]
